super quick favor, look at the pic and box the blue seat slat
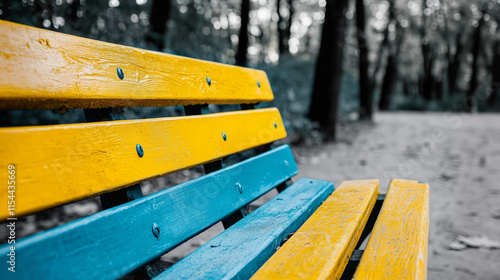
[155,178,334,280]
[0,145,297,280]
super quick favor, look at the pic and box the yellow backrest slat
[0,108,286,220]
[353,179,430,280]
[251,180,379,280]
[0,20,273,109]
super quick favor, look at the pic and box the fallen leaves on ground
[449,234,500,250]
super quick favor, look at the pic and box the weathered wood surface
[251,180,379,280]
[353,179,430,280]
[156,178,335,280]
[0,145,297,280]
[0,108,286,220]
[0,20,273,109]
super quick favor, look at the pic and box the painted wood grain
[0,108,286,220]
[0,20,273,109]
[353,179,430,280]
[155,178,335,280]
[0,145,298,280]
[251,179,379,280]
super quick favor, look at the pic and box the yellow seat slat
[0,20,273,110]
[353,179,430,280]
[251,180,379,280]
[0,108,285,220]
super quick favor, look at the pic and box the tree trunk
[448,33,463,95]
[285,0,294,50]
[67,0,80,22]
[419,0,433,100]
[307,0,349,141]
[145,0,171,51]
[378,22,403,110]
[403,79,412,97]
[434,78,443,100]
[356,0,371,120]
[369,0,394,95]
[421,56,434,100]
[488,41,500,106]
[276,0,286,54]
[420,47,434,100]
[466,9,486,112]
[378,52,397,110]
[235,0,250,66]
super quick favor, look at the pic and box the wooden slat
[353,179,430,280]
[155,178,335,280]
[0,20,273,109]
[0,108,286,220]
[0,145,298,280]
[251,180,379,280]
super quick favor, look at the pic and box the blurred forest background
[1,0,500,142]
[2,2,500,277]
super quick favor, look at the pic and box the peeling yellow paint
[353,179,429,280]
[0,20,273,109]
[251,180,380,280]
[0,109,286,220]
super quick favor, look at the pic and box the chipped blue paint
[155,178,334,280]
[0,145,298,280]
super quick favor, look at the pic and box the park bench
[0,20,429,280]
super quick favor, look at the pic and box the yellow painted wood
[251,180,380,280]
[0,20,273,109]
[0,108,286,220]
[353,179,430,280]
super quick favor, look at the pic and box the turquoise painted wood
[155,178,335,280]
[0,145,297,280]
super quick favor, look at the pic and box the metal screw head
[206,76,211,86]
[136,144,144,157]
[274,122,277,129]
[257,81,261,88]
[117,67,124,79]
[152,223,160,238]
[235,183,243,194]
[222,132,227,141]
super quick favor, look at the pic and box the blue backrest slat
[0,145,298,280]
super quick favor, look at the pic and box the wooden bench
[0,20,429,280]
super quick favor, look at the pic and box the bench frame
[0,20,429,280]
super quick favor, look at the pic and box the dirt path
[294,112,500,280]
